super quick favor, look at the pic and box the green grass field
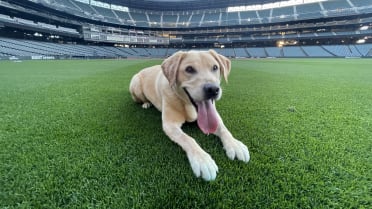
[0,58,371,208]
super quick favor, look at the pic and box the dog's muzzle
[183,84,220,134]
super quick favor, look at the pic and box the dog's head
[161,50,231,134]
[161,50,231,102]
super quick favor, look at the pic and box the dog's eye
[212,65,218,72]
[185,66,196,74]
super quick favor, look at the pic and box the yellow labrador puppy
[129,50,249,181]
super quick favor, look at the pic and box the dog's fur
[129,50,249,181]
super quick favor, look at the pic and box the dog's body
[129,50,249,181]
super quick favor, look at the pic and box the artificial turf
[0,58,371,208]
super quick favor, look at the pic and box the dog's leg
[130,73,153,109]
[162,111,218,181]
[213,113,250,163]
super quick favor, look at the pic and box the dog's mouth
[183,88,219,134]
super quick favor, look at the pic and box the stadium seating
[355,44,372,56]
[73,1,98,15]
[322,45,361,57]
[295,3,323,19]
[36,0,371,28]
[0,12,79,35]
[92,5,116,18]
[282,46,307,57]
[214,48,235,57]
[272,6,294,22]
[146,48,168,57]
[322,0,351,10]
[178,13,192,27]
[1,36,372,58]
[351,0,372,13]
[246,48,267,57]
[189,13,203,27]
[239,11,260,24]
[351,0,372,7]
[265,47,283,57]
[130,12,149,27]
[221,12,239,26]
[234,48,249,57]
[301,46,333,57]
[162,14,178,27]
[166,48,179,56]
[202,12,220,26]
[147,13,162,27]
[257,9,271,23]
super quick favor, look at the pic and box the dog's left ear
[161,51,185,87]
[209,49,231,83]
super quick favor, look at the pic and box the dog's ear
[208,49,231,83]
[161,51,185,86]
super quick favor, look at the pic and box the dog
[129,50,249,181]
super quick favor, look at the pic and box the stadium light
[360,26,369,31]
[277,40,284,47]
[277,40,298,47]
[33,32,43,37]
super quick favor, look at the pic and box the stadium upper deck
[98,0,278,11]
[32,0,372,28]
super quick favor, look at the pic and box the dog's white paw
[142,102,152,109]
[224,139,250,163]
[187,150,218,181]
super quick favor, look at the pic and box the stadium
[0,0,371,208]
[0,0,372,58]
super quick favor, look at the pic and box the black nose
[203,83,220,100]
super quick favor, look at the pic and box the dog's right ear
[161,51,185,87]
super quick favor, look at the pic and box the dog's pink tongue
[196,100,219,134]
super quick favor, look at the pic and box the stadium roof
[100,0,280,11]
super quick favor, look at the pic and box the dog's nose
[203,83,220,100]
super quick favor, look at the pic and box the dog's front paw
[142,102,152,109]
[187,150,218,181]
[224,139,250,163]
